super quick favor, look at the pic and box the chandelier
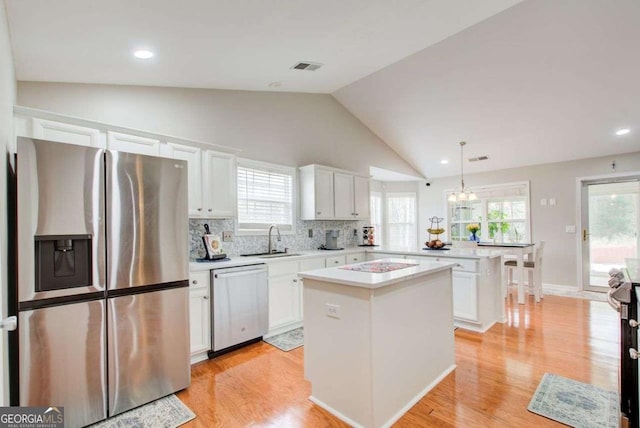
[448,141,477,202]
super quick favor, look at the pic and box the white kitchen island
[299,258,457,428]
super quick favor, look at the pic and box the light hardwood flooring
[177,293,619,427]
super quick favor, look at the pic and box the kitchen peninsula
[299,258,457,428]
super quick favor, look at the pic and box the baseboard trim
[308,396,364,428]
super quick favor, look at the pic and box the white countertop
[188,246,505,272]
[189,247,366,271]
[298,258,456,289]
[369,247,507,260]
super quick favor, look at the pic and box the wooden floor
[177,293,620,427]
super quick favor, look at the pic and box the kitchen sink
[240,252,301,258]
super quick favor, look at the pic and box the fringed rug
[264,327,304,351]
[89,394,195,428]
[528,373,618,428]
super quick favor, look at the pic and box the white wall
[0,0,16,406]
[419,152,640,287]
[16,81,420,177]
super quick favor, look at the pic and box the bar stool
[504,241,545,303]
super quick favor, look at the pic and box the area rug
[89,394,195,428]
[264,327,304,351]
[528,373,619,428]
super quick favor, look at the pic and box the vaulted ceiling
[4,0,639,178]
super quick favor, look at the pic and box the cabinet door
[334,172,354,219]
[203,151,236,218]
[353,175,370,219]
[269,274,301,330]
[32,118,102,147]
[453,271,478,321]
[107,131,160,156]
[189,286,211,355]
[164,143,203,217]
[314,169,334,219]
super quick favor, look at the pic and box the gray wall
[419,152,640,287]
[0,1,16,405]
[16,81,420,177]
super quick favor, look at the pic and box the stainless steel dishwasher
[208,264,269,358]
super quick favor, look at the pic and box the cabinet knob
[197,208,202,211]
[192,280,198,284]
[355,213,359,216]
[317,211,321,215]
[293,279,298,283]
[208,208,213,212]
[203,295,209,300]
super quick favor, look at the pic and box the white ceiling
[4,0,522,93]
[4,0,639,179]
[334,0,640,178]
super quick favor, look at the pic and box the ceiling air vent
[291,62,323,71]
[469,155,489,162]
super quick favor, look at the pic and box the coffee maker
[325,230,341,250]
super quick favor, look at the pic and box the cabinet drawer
[189,270,210,289]
[299,257,326,272]
[326,255,346,267]
[346,252,366,264]
[268,260,300,277]
[448,259,477,272]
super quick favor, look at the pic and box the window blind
[237,164,294,232]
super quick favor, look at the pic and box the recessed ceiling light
[133,50,154,59]
[440,159,449,165]
[615,128,630,136]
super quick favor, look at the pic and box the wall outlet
[325,303,341,319]
[565,225,576,233]
[308,228,313,238]
[549,198,557,206]
[222,231,233,242]
[540,198,547,206]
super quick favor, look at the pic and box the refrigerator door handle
[0,316,16,331]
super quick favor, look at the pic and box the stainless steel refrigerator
[14,137,190,427]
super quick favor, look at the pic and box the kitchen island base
[302,268,456,428]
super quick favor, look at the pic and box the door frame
[576,171,640,291]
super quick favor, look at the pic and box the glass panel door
[582,179,640,291]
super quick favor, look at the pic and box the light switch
[549,198,556,206]
[565,225,576,233]
[540,198,547,206]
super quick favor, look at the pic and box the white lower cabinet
[189,270,211,363]
[452,271,478,321]
[268,273,301,332]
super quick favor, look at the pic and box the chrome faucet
[268,224,281,254]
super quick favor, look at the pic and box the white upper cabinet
[353,175,370,219]
[107,131,161,156]
[202,151,236,218]
[161,142,204,217]
[334,172,355,218]
[31,118,103,147]
[300,164,370,220]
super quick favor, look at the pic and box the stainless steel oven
[608,268,639,428]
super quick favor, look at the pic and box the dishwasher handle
[214,267,268,279]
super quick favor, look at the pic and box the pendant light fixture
[448,141,477,202]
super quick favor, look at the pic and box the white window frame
[444,181,531,243]
[370,191,383,246]
[235,158,297,236]
[385,191,418,251]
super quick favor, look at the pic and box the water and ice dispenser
[34,234,92,292]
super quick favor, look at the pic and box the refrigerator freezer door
[19,300,107,427]
[106,151,189,290]
[107,287,190,416]
[17,137,105,302]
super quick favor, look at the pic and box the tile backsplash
[189,219,367,259]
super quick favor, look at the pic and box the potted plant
[466,223,480,242]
